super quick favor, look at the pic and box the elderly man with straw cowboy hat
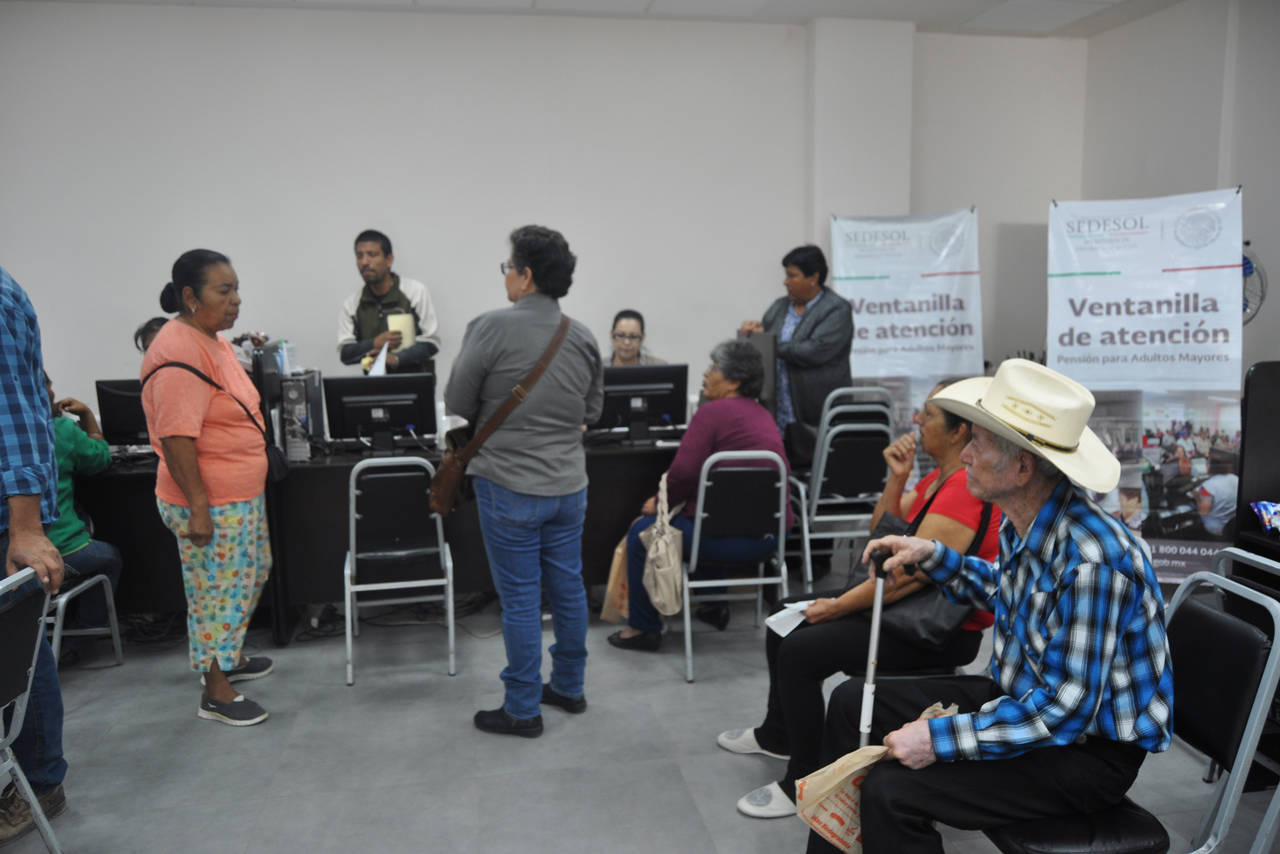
[804,359,1175,854]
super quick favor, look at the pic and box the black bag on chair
[850,473,993,649]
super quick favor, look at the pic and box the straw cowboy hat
[932,359,1121,494]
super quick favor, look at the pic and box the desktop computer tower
[280,370,324,462]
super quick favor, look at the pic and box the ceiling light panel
[962,0,1110,33]
[412,0,533,9]
[533,0,650,12]
[647,0,772,19]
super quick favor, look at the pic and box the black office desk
[76,457,185,615]
[81,441,679,645]
[580,441,679,577]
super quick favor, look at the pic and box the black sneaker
[198,694,269,727]
[226,655,274,683]
[200,656,274,687]
[0,783,65,846]
[695,604,731,631]
[607,629,661,652]
[541,683,587,714]
[473,707,543,738]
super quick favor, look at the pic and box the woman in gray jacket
[445,225,603,739]
[740,245,853,466]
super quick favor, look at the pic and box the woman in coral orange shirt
[140,249,273,728]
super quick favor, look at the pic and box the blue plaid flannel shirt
[921,478,1174,762]
[0,267,57,533]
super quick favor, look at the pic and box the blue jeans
[62,538,122,630]
[625,514,777,634]
[1,532,67,794]
[473,477,589,720]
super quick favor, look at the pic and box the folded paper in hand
[765,600,814,637]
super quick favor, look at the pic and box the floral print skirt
[157,494,272,672]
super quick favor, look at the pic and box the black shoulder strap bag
[142,361,289,483]
[850,470,994,649]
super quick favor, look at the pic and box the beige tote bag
[639,473,685,616]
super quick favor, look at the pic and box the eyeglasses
[500,261,519,275]
[612,333,643,342]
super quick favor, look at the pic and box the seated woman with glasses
[608,340,792,650]
[608,309,665,366]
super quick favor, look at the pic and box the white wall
[0,3,810,407]
[1082,0,1280,382]
[811,18,915,241]
[1230,0,1280,374]
[911,32,1087,368]
[7,0,1259,417]
[1083,0,1229,198]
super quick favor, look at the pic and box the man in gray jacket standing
[741,244,853,466]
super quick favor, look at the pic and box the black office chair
[1,568,63,853]
[343,457,456,685]
[984,569,1280,854]
[789,420,893,592]
[681,450,790,682]
[1212,548,1280,854]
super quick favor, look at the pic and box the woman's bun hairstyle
[162,249,231,315]
[159,281,180,313]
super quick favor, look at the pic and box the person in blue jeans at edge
[445,225,604,738]
[610,340,794,651]
[0,267,70,846]
[44,372,123,659]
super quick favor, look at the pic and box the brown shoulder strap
[453,314,572,464]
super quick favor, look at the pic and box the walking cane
[858,548,892,749]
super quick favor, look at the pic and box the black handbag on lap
[850,471,993,649]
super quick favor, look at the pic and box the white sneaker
[717,728,789,759]
[736,781,796,819]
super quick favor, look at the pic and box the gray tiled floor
[11,602,1280,853]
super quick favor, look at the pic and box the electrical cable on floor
[121,612,187,645]
[293,592,502,641]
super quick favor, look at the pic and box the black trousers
[805,676,1147,854]
[753,596,982,797]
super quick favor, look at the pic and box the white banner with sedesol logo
[1047,188,1243,581]
[830,208,985,380]
[1047,188,1242,389]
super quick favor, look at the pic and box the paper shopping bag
[599,535,629,624]
[796,702,957,852]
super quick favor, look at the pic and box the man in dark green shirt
[45,374,121,639]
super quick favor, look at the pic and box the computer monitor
[592,364,688,441]
[323,373,436,454]
[96,379,149,446]
[252,341,285,445]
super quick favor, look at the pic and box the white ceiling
[4,0,1187,37]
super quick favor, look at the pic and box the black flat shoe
[695,604,731,631]
[541,683,587,714]
[474,707,543,738]
[607,629,662,652]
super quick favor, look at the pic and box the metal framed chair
[43,573,123,667]
[343,457,456,685]
[817,403,891,438]
[788,420,893,592]
[681,450,790,682]
[1,568,63,854]
[1211,547,1280,854]
[984,568,1280,854]
[818,386,894,426]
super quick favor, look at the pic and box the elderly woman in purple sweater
[609,340,793,651]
